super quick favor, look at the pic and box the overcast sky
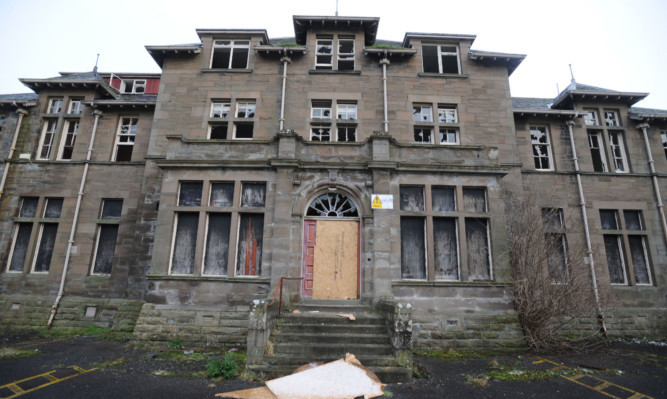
[1,0,665,109]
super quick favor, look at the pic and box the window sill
[202,69,253,74]
[418,73,469,79]
[392,279,508,287]
[147,274,270,283]
[308,70,361,75]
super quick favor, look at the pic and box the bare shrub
[503,192,604,352]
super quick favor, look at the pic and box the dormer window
[315,35,355,71]
[211,40,249,69]
[315,38,333,70]
[337,37,355,71]
[121,79,146,94]
[422,45,460,74]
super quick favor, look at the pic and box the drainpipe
[566,119,605,334]
[0,108,28,200]
[380,57,390,133]
[279,54,291,131]
[637,123,667,245]
[47,108,103,328]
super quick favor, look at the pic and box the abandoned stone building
[0,15,665,379]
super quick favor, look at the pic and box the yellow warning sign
[371,194,393,209]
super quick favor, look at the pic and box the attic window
[422,45,460,74]
[211,40,249,69]
[121,79,146,94]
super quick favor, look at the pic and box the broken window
[92,200,123,275]
[209,123,228,139]
[400,217,426,279]
[121,79,146,94]
[211,101,231,118]
[234,123,253,139]
[311,124,331,141]
[47,98,63,114]
[204,213,231,275]
[661,131,667,159]
[38,120,58,160]
[432,186,456,212]
[413,105,433,122]
[178,181,203,206]
[400,186,425,212]
[439,128,458,144]
[422,45,460,74]
[608,131,628,172]
[530,126,553,170]
[337,103,357,120]
[68,98,84,114]
[236,102,255,118]
[58,120,78,160]
[433,217,458,280]
[113,117,138,162]
[233,102,255,139]
[306,193,359,217]
[171,213,199,274]
[465,218,490,280]
[413,127,432,143]
[312,101,332,119]
[337,37,355,71]
[413,102,461,145]
[236,213,263,276]
[241,183,266,207]
[463,188,486,213]
[604,110,620,127]
[337,125,356,142]
[315,38,333,70]
[583,110,599,126]
[211,40,249,69]
[542,208,567,281]
[33,223,58,273]
[438,106,457,123]
[588,130,608,172]
[210,182,234,207]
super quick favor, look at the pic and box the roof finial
[569,63,575,83]
[556,83,560,96]
[335,0,339,16]
[93,53,100,73]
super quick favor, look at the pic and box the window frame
[67,98,84,115]
[530,125,554,171]
[412,103,461,145]
[47,98,63,114]
[310,100,358,143]
[112,116,139,162]
[90,199,123,275]
[422,44,461,74]
[583,110,599,126]
[588,130,608,172]
[210,40,250,69]
[608,131,629,173]
[37,120,58,160]
[661,130,667,159]
[57,119,79,160]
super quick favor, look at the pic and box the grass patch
[206,351,247,380]
[0,348,44,360]
[415,348,489,361]
[34,326,132,342]
[94,358,126,368]
[276,43,301,47]
[465,374,489,387]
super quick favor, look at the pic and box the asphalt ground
[1,332,665,398]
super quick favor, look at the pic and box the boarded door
[302,220,359,299]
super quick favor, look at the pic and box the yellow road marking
[0,366,97,399]
[533,357,653,399]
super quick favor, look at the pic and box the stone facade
[0,15,665,348]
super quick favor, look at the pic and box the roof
[196,29,269,43]
[628,106,667,121]
[551,81,648,108]
[468,50,525,76]
[512,97,552,110]
[145,44,202,68]
[293,16,380,46]
[0,93,39,102]
[403,32,477,47]
[19,70,118,98]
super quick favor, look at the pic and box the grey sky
[1,0,665,108]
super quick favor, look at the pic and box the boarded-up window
[204,213,231,275]
[432,186,456,212]
[92,199,123,274]
[8,223,32,272]
[400,217,426,279]
[19,197,39,217]
[210,183,234,207]
[603,235,626,284]
[465,218,490,280]
[92,225,119,274]
[171,213,198,274]
[179,182,203,206]
[33,223,58,272]
[463,188,486,213]
[433,217,458,280]
[241,183,266,207]
[237,214,263,276]
[400,187,424,211]
[44,198,63,218]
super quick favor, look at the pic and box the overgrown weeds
[0,348,44,360]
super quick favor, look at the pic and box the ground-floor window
[398,185,491,281]
[600,209,652,285]
[91,199,123,275]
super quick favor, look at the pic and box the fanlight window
[307,193,358,217]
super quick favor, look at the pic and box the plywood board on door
[312,220,359,299]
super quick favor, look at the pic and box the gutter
[47,107,103,328]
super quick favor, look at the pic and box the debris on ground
[337,313,356,321]
[216,353,383,399]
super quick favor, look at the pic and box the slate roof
[0,93,39,102]
[511,97,552,110]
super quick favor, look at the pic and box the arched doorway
[302,192,360,299]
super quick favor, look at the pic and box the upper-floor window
[207,99,255,140]
[58,120,79,160]
[604,110,620,127]
[583,110,599,126]
[311,101,332,118]
[211,101,231,118]
[234,101,255,139]
[68,98,84,114]
[588,130,608,172]
[315,35,355,71]
[337,103,357,120]
[422,45,460,74]
[47,98,63,114]
[608,131,628,173]
[211,40,249,69]
[113,117,138,162]
[310,100,357,142]
[412,103,461,144]
[37,120,58,160]
[121,79,146,94]
[530,126,553,170]
[661,130,667,159]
